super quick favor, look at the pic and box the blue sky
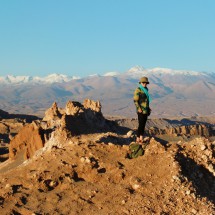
[0,0,215,77]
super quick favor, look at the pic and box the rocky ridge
[114,117,215,138]
[2,102,214,163]
[0,100,214,214]
[8,99,106,161]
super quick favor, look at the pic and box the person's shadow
[175,150,215,204]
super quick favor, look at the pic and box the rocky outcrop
[43,102,62,121]
[115,117,215,138]
[83,99,101,112]
[83,99,105,128]
[5,101,215,161]
[8,99,107,160]
[65,101,84,115]
[147,124,212,137]
[0,109,40,144]
[42,99,105,134]
[9,124,45,160]
[0,119,27,144]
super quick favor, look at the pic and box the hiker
[133,77,151,144]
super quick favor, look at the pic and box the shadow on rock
[0,134,10,143]
[97,134,132,145]
[0,147,9,155]
[153,136,169,148]
[175,151,215,204]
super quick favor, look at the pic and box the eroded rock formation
[43,102,62,121]
[8,99,107,160]
[83,99,101,112]
[0,109,40,144]
[148,124,212,137]
[9,124,45,160]
[115,117,214,138]
[65,101,84,116]
[0,119,27,144]
[5,101,215,162]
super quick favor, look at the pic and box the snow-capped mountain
[103,71,120,76]
[0,66,215,118]
[0,66,213,85]
[0,74,80,84]
[126,66,210,77]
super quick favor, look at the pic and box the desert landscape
[1,0,215,213]
[0,99,214,214]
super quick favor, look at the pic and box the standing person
[133,77,151,144]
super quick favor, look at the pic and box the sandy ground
[0,132,214,215]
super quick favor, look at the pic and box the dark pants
[137,112,148,138]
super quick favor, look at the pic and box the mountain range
[0,66,215,118]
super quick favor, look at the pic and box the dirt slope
[0,100,214,215]
[0,132,214,215]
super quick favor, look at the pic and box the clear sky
[0,0,215,77]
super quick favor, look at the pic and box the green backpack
[127,143,144,159]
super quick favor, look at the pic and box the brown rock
[83,99,102,112]
[7,99,108,161]
[0,123,9,134]
[148,124,211,137]
[65,101,83,116]
[9,124,45,160]
[43,102,62,121]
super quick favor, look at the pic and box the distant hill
[0,66,215,118]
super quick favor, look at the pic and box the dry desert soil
[0,100,215,215]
